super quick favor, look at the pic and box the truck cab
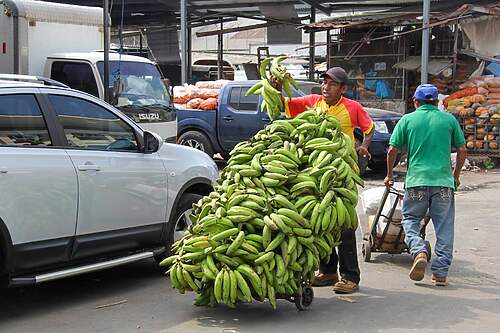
[44,52,177,142]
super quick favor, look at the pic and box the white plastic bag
[362,183,405,237]
[360,187,386,215]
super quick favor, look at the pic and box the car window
[48,95,139,152]
[239,90,259,111]
[0,94,52,146]
[50,62,99,97]
[228,86,259,112]
[228,87,240,109]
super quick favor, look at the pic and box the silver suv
[0,77,218,286]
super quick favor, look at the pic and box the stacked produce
[173,80,229,110]
[445,76,500,153]
[160,107,363,309]
[245,56,299,120]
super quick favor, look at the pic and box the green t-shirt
[389,104,465,189]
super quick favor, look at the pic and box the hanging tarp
[461,16,500,58]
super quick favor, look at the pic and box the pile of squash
[446,86,500,152]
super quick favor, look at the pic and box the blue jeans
[402,186,455,278]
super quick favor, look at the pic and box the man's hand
[356,145,371,160]
[454,173,461,189]
[384,176,394,187]
[270,75,283,91]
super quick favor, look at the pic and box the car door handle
[223,116,233,121]
[77,164,101,171]
[0,167,7,174]
[261,117,271,123]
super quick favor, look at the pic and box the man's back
[390,104,465,188]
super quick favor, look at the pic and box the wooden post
[452,23,459,91]
[308,7,316,81]
[218,18,223,80]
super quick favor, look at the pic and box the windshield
[97,61,171,108]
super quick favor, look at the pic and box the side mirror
[143,131,163,153]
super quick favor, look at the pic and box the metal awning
[303,1,500,31]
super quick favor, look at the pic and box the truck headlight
[374,121,389,133]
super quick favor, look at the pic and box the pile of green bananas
[160,107,363,309]
[245,56,298,120]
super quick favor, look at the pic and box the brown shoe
[409,252,428,281]
[312,272,339,287]
[432,275,448,286]
[333,278,359,294]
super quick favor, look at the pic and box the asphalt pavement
[1,170,499,333]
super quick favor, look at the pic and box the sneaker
[333,278,359,294]
[409,252,428,281]
[432,275,448,286]
[312,272,339,287]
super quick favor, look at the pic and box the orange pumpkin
[476,107,489,116]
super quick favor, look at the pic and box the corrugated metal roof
[303,1,500,30]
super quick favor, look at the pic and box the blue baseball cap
[414,84,438,101]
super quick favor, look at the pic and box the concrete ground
[1,170,500,333]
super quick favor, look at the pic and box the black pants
[319,228,361,284]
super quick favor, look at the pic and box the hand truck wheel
[362,239,372,262]
[294,286,314,311]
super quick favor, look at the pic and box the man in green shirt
[384,84,467,286]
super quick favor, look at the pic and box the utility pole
[421,0,430,84]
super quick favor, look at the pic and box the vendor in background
[276,67,374,294]
[384,84,467,286]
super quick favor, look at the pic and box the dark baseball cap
[321,67,348,84]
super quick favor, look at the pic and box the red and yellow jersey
[284,94,374,142]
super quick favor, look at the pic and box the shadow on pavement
[192,284,500,333]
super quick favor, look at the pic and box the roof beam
[205,10,306,26]
[300,0,331,15]
[190,1,298,10]
[196,21,277,37]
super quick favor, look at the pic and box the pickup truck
[177,80,402,173]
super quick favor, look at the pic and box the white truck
[0,0,176,142]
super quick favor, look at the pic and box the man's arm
[352,102,374,158]
[357,127,374,159]
[453,145,467,188]
[384,145,398,186]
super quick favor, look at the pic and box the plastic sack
[197,88,220,99]
[360,182,404,219]
[199,97,218,110]
[195,80,229,89]
[173,84,199,104]
[360,187,386,215]
[186,98,205,109]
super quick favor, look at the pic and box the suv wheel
[156,193,202,263]
[178,131,214,158]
